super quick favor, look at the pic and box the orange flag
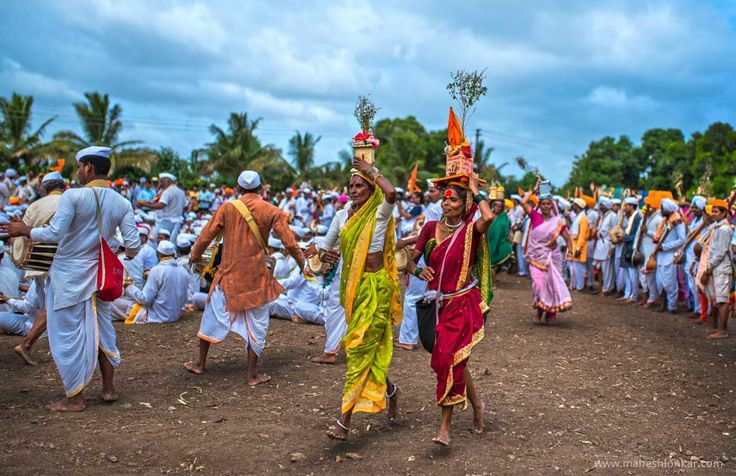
[447,107,464,147]
[49,159,65,172]
[407,162,420,193]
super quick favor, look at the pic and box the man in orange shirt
[185,171,306,386]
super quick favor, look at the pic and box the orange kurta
[191,193,303,312]
[571,214,590,263]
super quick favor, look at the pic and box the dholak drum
[307,253,333,276]
[11,239,57,272]
[395,247,412,272]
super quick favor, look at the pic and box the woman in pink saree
[521,187,573,324]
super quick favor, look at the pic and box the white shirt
[126,258,189,323]
[279,265,322,308]
[320,199,394,253]
[593,210,616,260]
[31,185,140,310]
[424,200,443,223]
[156,184,187,222]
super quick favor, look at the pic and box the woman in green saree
[487,199,513,282]
[322,156,402,441]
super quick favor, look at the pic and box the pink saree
[525,209,573,314]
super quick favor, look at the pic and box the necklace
[442,217,462,230]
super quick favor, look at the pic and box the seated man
[0,280,44,336]
[176,234,208,311]
[269,249,323,324]
[122,240,190,323]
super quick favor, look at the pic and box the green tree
[0,93,60,170]
[638,128,690,191]
[288,131,321,179]
[564,136,639,190]
[54,92,153,172]
[203,112,288,187]
[689,123,736,197]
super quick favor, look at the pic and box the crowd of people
[0,111,734,447]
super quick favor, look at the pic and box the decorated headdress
[350,95,380,184]
[431,69,488,191]
[488,181,505,201]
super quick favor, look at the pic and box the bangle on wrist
[414,267,423,278]
[473,193,485,204]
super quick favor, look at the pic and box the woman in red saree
[406,173,495,446]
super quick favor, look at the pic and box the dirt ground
[1,276,735,475]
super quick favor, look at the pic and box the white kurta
[126,258,190,323]
[30,184,140,397]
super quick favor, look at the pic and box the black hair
[177,244,192,256]
[42,179,66,193]
[79,155,111,176]
[412,191,424,204]
[238,185,262,195]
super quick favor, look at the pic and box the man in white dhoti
[123,240,189,323]
[593,198,615,294]
[185,171,305,386]
[0,279,43,336]
[1,146,140,412]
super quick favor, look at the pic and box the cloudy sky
[2,0,735,184]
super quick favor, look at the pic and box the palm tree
[0,93,60,169]
[54,92,153,172]
[288,131,321,179]
[203,112,286,184]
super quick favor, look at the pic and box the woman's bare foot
[310,353,337,364]
[248,373,271,386]
[14,345,37,366]
[326,421,349,441]
[396,343,416,351]
[387,384,400,422]
[432,428,450,446]
[706,331,728,340]
[184,361,205,375]
[47,398,85,413]
[473,402,485,433]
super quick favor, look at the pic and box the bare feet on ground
[101,392,118,403]
[473,402,485,433]
[184,361,205,375]
[706,331,728,340]
[47,398,85,413]
[14,345,37,366]
[310,353,337,364]
[291,316,308,324]
[248,374,271,386]
[432,428,450,446]
[326,422,348,441]
[396,343,416,351]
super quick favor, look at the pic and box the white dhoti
[321,269,346,354]
[399,273,426,345]
[111,297,135,321]
[46,285,121,397]
[269,295,296,320]
[196,285,269,356]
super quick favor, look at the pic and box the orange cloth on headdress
[582,195,595,208]
[710,198,729,209]
[447,107,464,147]
[529,195,539,206]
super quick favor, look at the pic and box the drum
[10,239,57,272]
[395,248,412,272]
[306,253,333,276]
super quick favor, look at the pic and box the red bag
[92,188,124,301]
